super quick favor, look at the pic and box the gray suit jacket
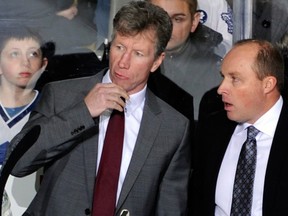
[8,70,191,216]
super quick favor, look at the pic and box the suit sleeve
[7,82,96,177]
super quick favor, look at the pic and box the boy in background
[0,24,51,216]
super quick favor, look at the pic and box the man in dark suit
[192,39,288,215]
[4,2,191,215]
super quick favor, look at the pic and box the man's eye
[232,77,240,83]
[173,17,183,23]
[116,45,124,51]
[135,51,144,57]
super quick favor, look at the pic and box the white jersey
[198,0,233,56]
[0,90,40,216]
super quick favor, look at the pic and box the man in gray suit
[5,1,192,215]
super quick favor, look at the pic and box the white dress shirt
[215,96,283,216]
[97,70,146,203]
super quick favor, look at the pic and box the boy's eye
[28,51,40,58]
[10,51,20,57]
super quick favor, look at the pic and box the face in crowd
[149,0,199,52]
[0,38,47,90]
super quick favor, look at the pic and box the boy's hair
[146,0,198,16]
[0,24,55,59]
[112,1,172,57]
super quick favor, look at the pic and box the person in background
[0,25,51,216]
[192,39,288,215]
[253,0,288,45]
[5,2,191,215]
[146,0,223,122]
[198,0,233,57]
[0,0,97,54]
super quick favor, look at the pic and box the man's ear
[150,52,165,73]
[191,11,200,33]
[263,76,277,94]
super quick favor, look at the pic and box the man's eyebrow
[220,71,241,76]
[170,13,186,18]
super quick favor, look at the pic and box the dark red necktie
[92,110,125,216]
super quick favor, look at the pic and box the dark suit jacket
[191,99,288,216]
[6,70,191,216]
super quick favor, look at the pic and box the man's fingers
[85,83,129,117]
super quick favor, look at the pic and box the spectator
[253,0,288,44]
[0,0,97,54]
[147,0,223,121]
[0,24,52,216]
[198,0,233,57]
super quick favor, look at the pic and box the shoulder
[191,24,223,49]
[43,70,104,93]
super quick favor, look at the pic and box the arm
[9,76,129,177]
[8,82,96,176]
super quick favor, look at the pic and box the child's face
[0,38,47,89]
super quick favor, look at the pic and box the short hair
[112,1,172,57]
[146,0,198,16]
[0,24,42,52]
[0,24,55,59]
[186,0,198,15]
[234,39,285,92]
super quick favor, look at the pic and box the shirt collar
[235,96,283,137]
[102,70,146,116]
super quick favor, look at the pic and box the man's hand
[84,83,129,117]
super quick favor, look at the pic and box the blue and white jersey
[0,90,40,216]
[198,0,233,56]
[0,90,39,162]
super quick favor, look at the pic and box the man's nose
[118,52,131,69]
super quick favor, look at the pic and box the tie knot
[111,109,125,117]
[247,126,259,140]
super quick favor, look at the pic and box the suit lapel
[116,90,162,209]
[196,111,237,210]
[262,101,288,214]
[207,114,236,200]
